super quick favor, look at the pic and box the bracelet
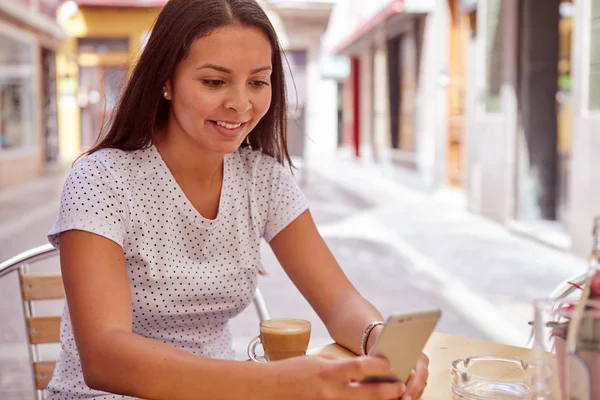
[360,321,384,355]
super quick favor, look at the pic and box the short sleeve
[263,162,309,242]
[47,156,128,249]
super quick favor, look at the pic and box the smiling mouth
[210,120,246,130]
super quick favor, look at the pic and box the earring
[246,135,252,150]
[163,91,169,99]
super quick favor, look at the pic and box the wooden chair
[21,270,63,395]
[0,244,62,399]
[0,243,271,400]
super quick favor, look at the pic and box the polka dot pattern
[46,145,308,398]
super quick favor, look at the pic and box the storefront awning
[0,1,66,41]
[330,0,435,56]
[331,0,404,55]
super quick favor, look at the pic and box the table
[308,332,559,399]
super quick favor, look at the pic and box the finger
[415,353,430,378]
[351,380,406,400]
[402,370,427,399]
[339,356,393,381]
[415,381,427,400]
[402,380,422,399]
[404,353,429,391]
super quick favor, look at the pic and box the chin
[208,139,246,155]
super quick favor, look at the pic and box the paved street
[0,155,588,398]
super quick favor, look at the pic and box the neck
[154,129,224,186]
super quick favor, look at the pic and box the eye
[202,79,225,88]
[251,80,270,88]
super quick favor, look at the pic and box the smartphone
[361,309,442,384]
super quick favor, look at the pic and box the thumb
[318,354,338,361]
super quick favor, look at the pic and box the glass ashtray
[450,356,537,399]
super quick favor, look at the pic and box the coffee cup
[247,318,311,362]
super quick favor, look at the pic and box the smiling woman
[159,26,274,155]
[45,1,428,399]
[85,0,289,167]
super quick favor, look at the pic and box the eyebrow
[197,64,272,74]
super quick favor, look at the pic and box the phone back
[368,309,441,382]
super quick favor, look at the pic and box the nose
[224,85,252,114]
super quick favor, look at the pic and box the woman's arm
[59,230,265,400]
[269,210,384,355]
[270,210,429,399]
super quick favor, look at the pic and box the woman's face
[165,25,273,154]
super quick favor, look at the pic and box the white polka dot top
[46,145,308,399]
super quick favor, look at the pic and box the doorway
[515,0,571,233]
[386,18,422,168]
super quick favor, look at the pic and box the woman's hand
[401,353,429,400]
[263,354,406,400]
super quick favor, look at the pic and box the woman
[48,0,429,398]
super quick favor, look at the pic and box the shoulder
[71,147,154,182]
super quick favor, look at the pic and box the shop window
[78,37,129,54]
[0,33,35,150]
[485,0,502,113]
[589,0,600,110]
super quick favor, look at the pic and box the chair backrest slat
[33,361,56,390]
[27,316,61,345]
[21,274,65,301]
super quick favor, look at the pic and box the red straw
[568,281,584,291]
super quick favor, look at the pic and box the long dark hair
[87,0,291,165]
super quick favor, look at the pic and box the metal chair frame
[0,243,271,399]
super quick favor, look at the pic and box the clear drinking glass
[532,299,600,399]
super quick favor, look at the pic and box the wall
[276,14,339,169]
[358,47,375,163]
[416,0,451,188]
[466,0,519,223]
[373,30,391,161]
[569,0,600,257]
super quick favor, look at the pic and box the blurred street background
[1,0,598,398]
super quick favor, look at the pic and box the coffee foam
[261,319,311,334]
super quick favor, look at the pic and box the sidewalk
[305,155,588,345]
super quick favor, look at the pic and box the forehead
[186,25,272,70]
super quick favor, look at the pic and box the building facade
[329,0,600,259]
[56,0,336,168]
[0,0,65,189]
[56,0,165,162]
[327,0,455,190]
[459,0,599,258]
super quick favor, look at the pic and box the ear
[163,80,172,100]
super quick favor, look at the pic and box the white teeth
[215,121,242,130]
